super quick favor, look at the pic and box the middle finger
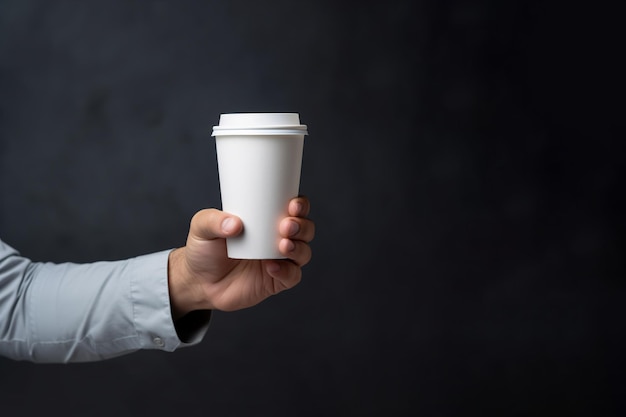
[279,217,315,242]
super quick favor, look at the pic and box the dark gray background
[0,0,624,416]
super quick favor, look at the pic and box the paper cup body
[213,114,306,259]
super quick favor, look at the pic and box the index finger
[289,196,311,217]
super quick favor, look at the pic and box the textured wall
[0,1,623,415]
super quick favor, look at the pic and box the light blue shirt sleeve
[0,238,211,363]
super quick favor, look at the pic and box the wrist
[167,247,207,320]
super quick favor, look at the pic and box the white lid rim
[211,128,308,136]
[213,124,307,130]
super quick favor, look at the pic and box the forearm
[0,240,209,363]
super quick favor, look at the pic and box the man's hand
[167,196,314,319]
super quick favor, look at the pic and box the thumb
[189,208,243,242]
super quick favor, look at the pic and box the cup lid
[212,113,308,136]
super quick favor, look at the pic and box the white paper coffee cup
[212,113,308,259]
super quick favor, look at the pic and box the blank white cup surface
[212,113,307,259]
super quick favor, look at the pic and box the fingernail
[288,221,299,237]
[221,217,236,233]
[285,240,295,252]
[294,202,304,215]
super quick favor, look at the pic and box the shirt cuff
[128,250,211,352]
